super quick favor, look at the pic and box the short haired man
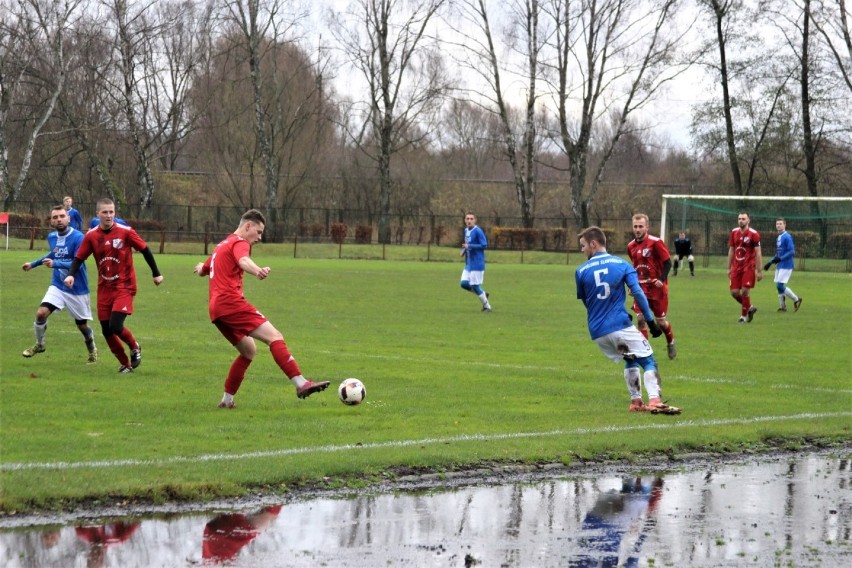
[576,226,681,414]
[627,213,677,360]
[460,212,492,312]
[63,196,84,232]
[763,218,802,312]
[195,209,329,408]
[65,198,163,372]
[673,232,695,276]
[727,211,763,323]
[21,205,97,362]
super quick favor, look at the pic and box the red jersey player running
[65,198,163,373]
[728,211,763,323]
[627,213,677,360]
[194,209,329,408]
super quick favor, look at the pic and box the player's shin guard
[741,296,751,317]
[34,320,47,344]
[784,287,799,302]
[643,370,662,400]
[224,355,252,395]
[663,323,674,344]
[117,327,137,349]
[105,334,130,366]
[624,366,642,400]
[270,339,301,379]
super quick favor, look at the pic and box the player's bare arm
[238,255,270,280]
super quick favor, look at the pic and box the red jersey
[76,223,149,293]
[728,227,761,271]
[202,507,281,562]
[201,233,253,320]
[627,235,670,287]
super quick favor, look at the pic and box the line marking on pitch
[2,412,849,473]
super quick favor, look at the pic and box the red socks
[105,334,130,366]
[270,339,301,378]
[224,355,252,395]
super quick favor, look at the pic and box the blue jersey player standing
[575,226,680,414]
[21,205,97,362]
[460,212,492,312]
[763,218,802,312]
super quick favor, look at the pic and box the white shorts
[773,268,793,284]
[461,269,485,286]
[41,285,93,321]
[594,327,653,363]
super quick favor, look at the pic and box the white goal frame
[659,194,852,244]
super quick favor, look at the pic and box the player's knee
[100,321,113,337]
[471,284,483,295]
[635,355,658,372]
[460,280,471,291]
[776,282,786,294]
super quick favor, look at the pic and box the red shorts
[730,269,755,290]
[633,286,668,319]
[213,307,268,345]
[97,288,135,321]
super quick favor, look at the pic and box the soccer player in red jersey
[194,209,329,408]
[626,213,677,360]
[727,211,763,323]
[64,198,163,373]
[202,506,282,563]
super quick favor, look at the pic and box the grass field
[0,248,850,513]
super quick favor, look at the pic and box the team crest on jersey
[112,239,124,249]
[743,237,751,244]
[642,248,651,257]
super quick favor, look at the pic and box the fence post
[293,233,298,258]
[159,231,165,254]
[204,232,210,256]
[29,227,37,250]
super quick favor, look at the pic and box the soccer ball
[338,378,366,406]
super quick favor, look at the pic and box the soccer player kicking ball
[194,209,329,408]
[575,226,681,414]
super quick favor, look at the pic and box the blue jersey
[67,207,84,231]
[29,228,90,295]
[575,252,654,340]
[463,225,488,271]
[775,231,795,269]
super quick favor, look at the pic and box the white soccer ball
[338,378,366,406]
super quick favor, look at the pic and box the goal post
[661,195,852,244]
[660,195,852,271]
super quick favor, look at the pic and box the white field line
[313,351,852,393]
[2,411,849,473]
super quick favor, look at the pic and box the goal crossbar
[660,195,852,244]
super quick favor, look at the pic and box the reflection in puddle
[0,452,848,567]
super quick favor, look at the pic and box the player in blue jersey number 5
[575,226,681,414]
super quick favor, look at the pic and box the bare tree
[1,0,81,209]
[330,0,450,243]
[546,0,687,229]
[154,0,215,172]
[448,0,545,228]
[810,0,851,93]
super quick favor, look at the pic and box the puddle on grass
[0,450,849,567]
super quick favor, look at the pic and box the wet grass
[1,250,850,513]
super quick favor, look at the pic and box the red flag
[0,212,8,224]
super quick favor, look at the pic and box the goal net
[660,195,852,270]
